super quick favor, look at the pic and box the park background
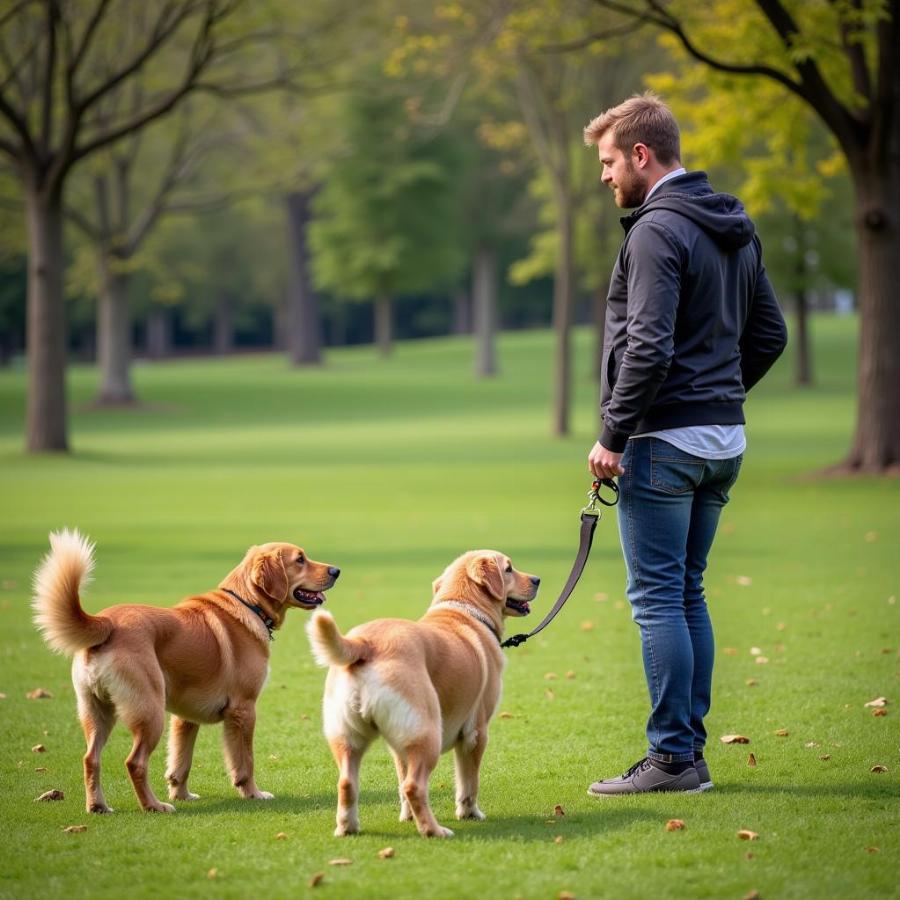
[0,2,897,898]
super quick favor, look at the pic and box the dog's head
[431,550,540,626]
[223,543,340,630]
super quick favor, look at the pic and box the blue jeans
[617,437,742,763]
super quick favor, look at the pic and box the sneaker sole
[699,781,713,791]
[586,785,704,797]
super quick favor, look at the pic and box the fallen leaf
[300,714,310,721]
[31,744,46,753]
[889,596,896,605]
[544,672,558,680]
[864,531,878,542]
[26,688,52,700]
[614,600,626,610]
[0,692,6,699]
[207,868,218,880]
[747,753,757,768]
[743,891,761,900]
[881,648,893,654]
[35,790,64,801]
[34,767,48,773]
[866,847,880,854]
[737,830,759,841]
[545,689,555,700]
[819,755,831,761]
[558,893,576,900]
[309,873,324,888]
[776,622,787,631]
[744,852,755,860]
[774,728,789,737]
[750,646,762,656]
[554,804,565,817]
[580,621,595,631]
[269,754,280,761]
[755,656,769,665]
[554,835,564,844]
[328,858,352,866]
[737,576,752,586]
[62,825,87,833]
[864,697,888,708]
[665,819,686,831]
[745,678,759,687]
[378,847,395,859]
[804,741,819,748]
[723,647,738,656]
[594,592,608,602]
[870,765,888,773]
[721,734,751,744]
[275,832,287,840]
[873,708,888,717]
[565,671,576,679]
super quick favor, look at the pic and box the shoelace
[621,757,653,779]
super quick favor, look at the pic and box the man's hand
[588,440,624,480]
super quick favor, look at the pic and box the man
[583,93,787,795]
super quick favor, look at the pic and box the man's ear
[466,555,504,601]
[251,550,288,601]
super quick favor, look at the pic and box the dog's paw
[146,801,176,813]
[424,825,454,838]
[334,823,360,837]
[248,790,274,801]
[398,803,413,822]
[88,803,114,814]
[171,791,200,802]
[456,806,485,821]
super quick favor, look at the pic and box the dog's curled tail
[32,529,112,655]
[307,611,370,667]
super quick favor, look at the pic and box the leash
[222,588,276,640]
[501,478,618,649]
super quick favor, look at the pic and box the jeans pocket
[650,439,705,495]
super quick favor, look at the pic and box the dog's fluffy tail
[32,529,112,655]
[307,611,369,667]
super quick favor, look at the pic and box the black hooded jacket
[599,170,788,453]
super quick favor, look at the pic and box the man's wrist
[599,425,629,454]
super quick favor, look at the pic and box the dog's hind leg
[401,737,453,838]
[166,716,201,801]
[330,737,369,836]
[454,726,487,821]
[391,751,413,821]
[122,704,174,813]
[77,689,116,814]
[222,701,272,800]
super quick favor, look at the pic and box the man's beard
[613,160,649,208]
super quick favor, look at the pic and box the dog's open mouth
[292,587,326,608]
[506,598,531,616]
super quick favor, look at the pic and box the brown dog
[307,549,539,838]
[32,529,340,814]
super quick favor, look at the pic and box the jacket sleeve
[600,220,682,453]
[739,244,788,392]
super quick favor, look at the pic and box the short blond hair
[583,92,680,165]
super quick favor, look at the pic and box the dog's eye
[297,554,305,565]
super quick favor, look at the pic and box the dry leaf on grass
[750,646,762,656]
[744,852,755,860]
[776,622,787,631]
[378,847,395,859]
[819,755,831,761]
[499,712,514,719]
[594,592,608,602]
[665,819,686,831]
[329,859,352,867]
[864,531,878,542]
[804,741,819,748]
[31,744,46,753]
[309,873,325,888]
[274,832,287,840]
[565,671,576,679]
[35,790,64,802]
[580,621,595,631]
[207,869,218,880]
[545,689,555,700]
[544,672,558,680]
[723,647,738,656]
[755,656,769,665]
[737,576,752,586]
[554,835,564,844]
[34,767,48,774]
[737,830,759,841]
[743,890,761,900]
[866,847,880,854]
[62,825,87,833]
[558,892,576,900]
[26,688,52,700]
[721,734,751,744]
[870,765,888,773]
[873,708,888,717]
[864,697,888,708]
[747,753,757,768]
[553,804,565,817]
[0,692,6,699]
[745,678,759,687]
[774,728,789,737]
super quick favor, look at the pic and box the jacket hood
[621,171,755,250]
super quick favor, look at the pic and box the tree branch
[67,0,112,77]
[63,200,101,240]
[830,0,873,105]
[536,19,646,53]
[40,0,60,150]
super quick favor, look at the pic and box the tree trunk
[146,308,172,359]
[213,291,233,356]
[794,288,812,387]
[284,191,322,366]
[374,294,392,357]
[842,166,900,471]
[24,181,68,452]
[472,244,498,377]
[593,282,608,433]
[453,288,472,334]
[96,263,136,404]
[552,186,575,436]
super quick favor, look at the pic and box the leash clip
[581,478,619,516]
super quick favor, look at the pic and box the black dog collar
[222,588,276,641]
[433,599,502,645]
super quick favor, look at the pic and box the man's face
[597,132,648,209]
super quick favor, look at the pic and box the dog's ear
[251,550,289,601]
[466,554,505,601]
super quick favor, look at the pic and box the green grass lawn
[0,315,897,899]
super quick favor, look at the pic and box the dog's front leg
[454,729,487,821]
[222,702,273,800]
[166,716,201,801]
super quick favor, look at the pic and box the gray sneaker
[695,756,713,791]
[588,757,702,796]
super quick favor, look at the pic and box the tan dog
[307,549,539,838]
[32,529,340,814]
